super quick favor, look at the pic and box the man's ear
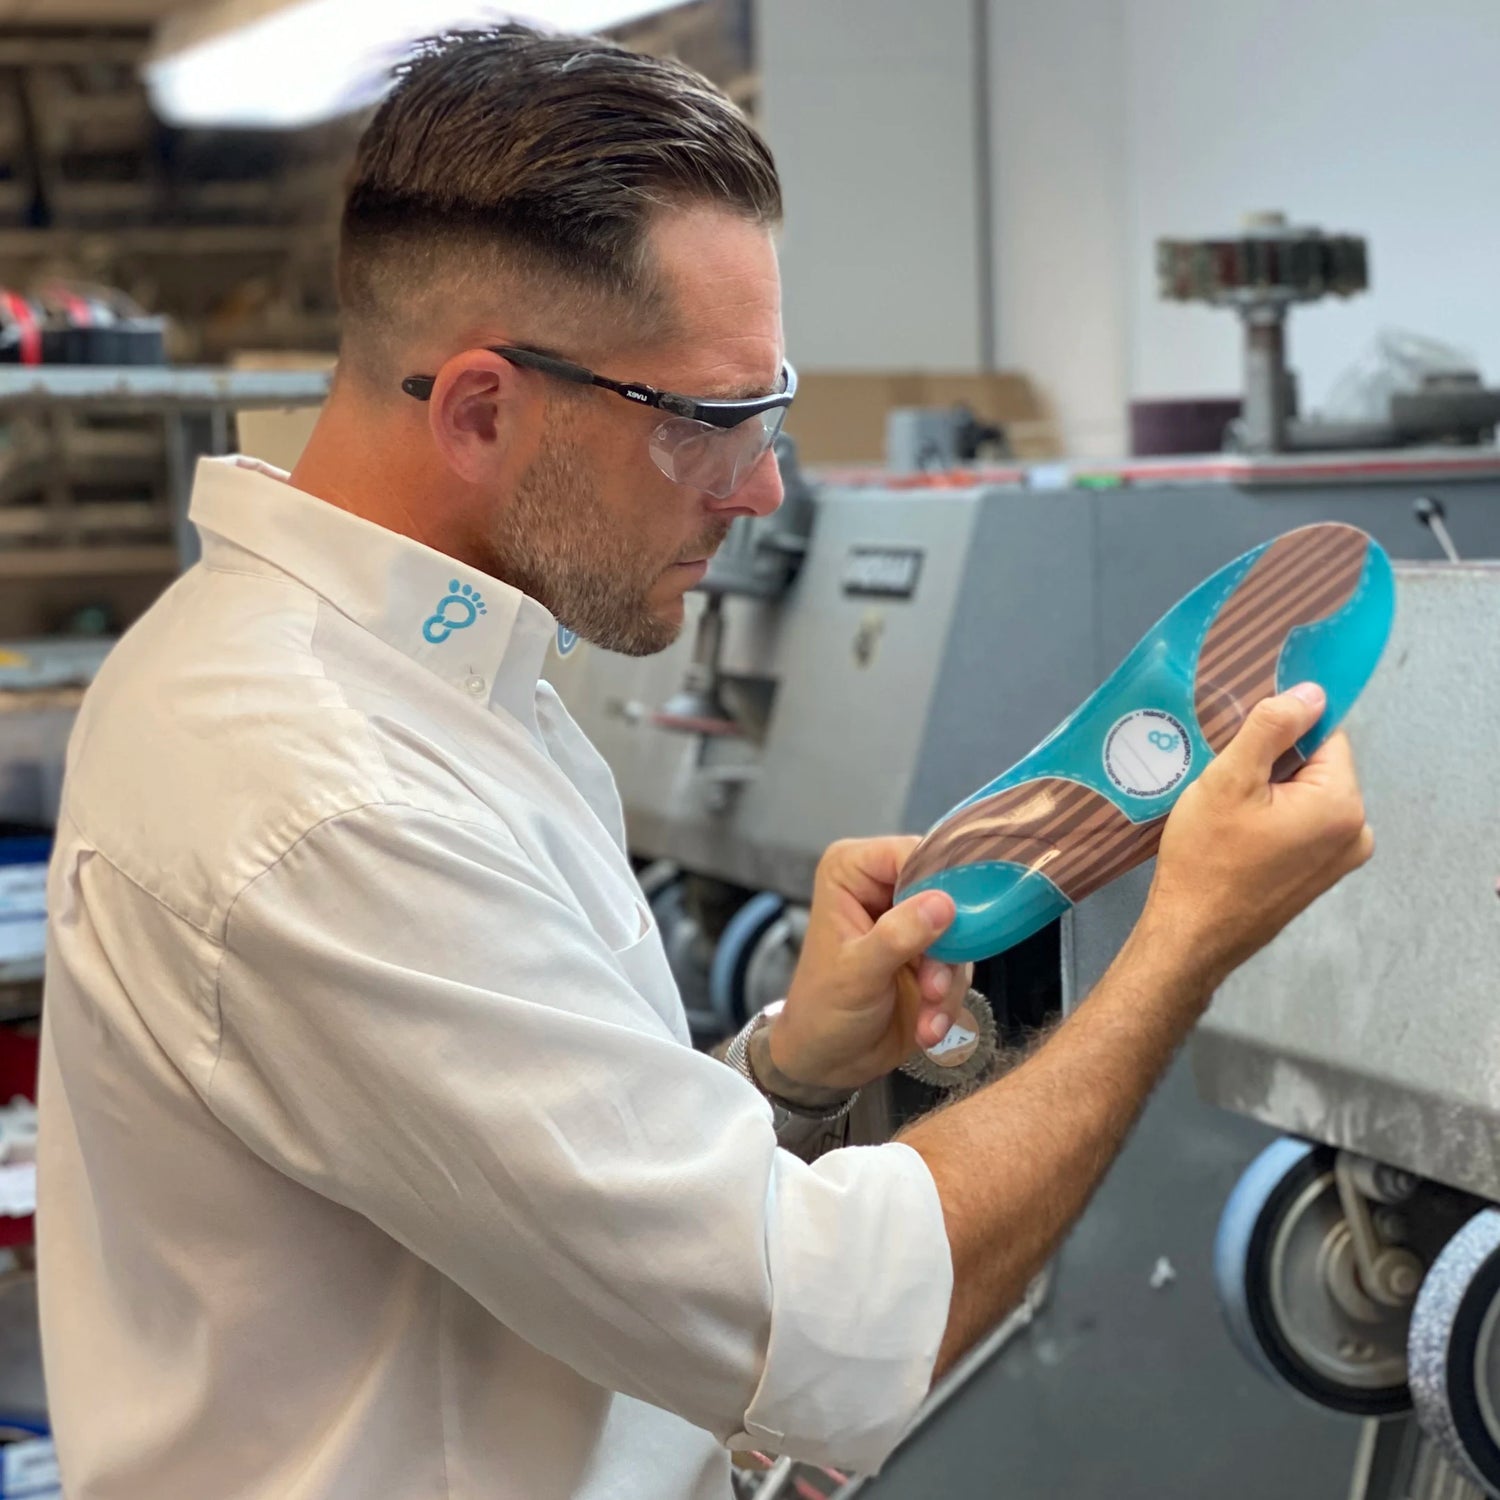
[426,349,530,484]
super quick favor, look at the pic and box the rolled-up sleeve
[205,802,951,1474]
[734,1142,949,1466]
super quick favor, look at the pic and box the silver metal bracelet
[724,1002,862,1123]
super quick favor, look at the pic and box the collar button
[464,675,487,698]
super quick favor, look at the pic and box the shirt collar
[188,455,560,721]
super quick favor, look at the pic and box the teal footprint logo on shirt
[423,580,487,644]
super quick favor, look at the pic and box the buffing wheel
[899,990,999,1094]
[1409,1209,1500,1496]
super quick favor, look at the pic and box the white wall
[759,0,1500,456]
[988,0,1128,455]
[758,0,985,369]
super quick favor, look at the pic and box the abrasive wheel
[1214,1137,1412,1416]
[1409,1209,1500,1496]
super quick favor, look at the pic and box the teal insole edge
[905,536,1395,964]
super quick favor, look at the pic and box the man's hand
[1145,681,1375,997]
[767,681,1371,1105]
[769,838,974,1095]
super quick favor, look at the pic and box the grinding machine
[548,220,1500,1498]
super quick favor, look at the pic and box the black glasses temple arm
[400,349,597,404]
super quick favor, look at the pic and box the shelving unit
[0,363,329,410]
[0,363,330,632]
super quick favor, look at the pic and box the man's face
[487,208,785,656]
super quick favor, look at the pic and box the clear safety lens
[648,406,788,499]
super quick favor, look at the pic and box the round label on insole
[1103,709,1192,799]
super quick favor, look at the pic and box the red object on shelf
[0,291,42,366]
[0,1028,40,1249]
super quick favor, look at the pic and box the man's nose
[713,447,784,519]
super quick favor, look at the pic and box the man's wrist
[750,1020,858,1111]
[1118,900,1221,1015]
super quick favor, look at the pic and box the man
[37,26,1372,1500]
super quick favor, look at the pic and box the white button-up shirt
[38,457,951,1500]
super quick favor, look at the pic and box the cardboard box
[231,351,334,470]
[785,370,1059,466]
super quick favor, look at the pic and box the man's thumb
[853,890,954,978]
[1218,682,1326,785]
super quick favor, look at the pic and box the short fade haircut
[338,25,782,382]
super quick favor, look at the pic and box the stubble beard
[487,426,729,658]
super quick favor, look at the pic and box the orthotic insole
[896,523,1395,963]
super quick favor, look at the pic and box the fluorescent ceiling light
[144,0,686,129]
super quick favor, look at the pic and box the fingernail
[929,1013,953,1043]
[928,962,954,993]
[1288,681,1326,708]
[918,892,951,930]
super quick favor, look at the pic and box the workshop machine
[549,218,1500,1498]
[1200,560,1500,1500]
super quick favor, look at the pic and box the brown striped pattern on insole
[899,776,1164,904]
[1194,525,1368,755]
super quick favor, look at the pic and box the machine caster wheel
[711,888,786,1032]
[1409,1208,1500,1496]
[636,859,682,908]
[710,892,790,1026]
[1215,1137,1413,1416]
[639,865,730,1038]
[642,868,703,978]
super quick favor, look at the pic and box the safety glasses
[401,346,796,500]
